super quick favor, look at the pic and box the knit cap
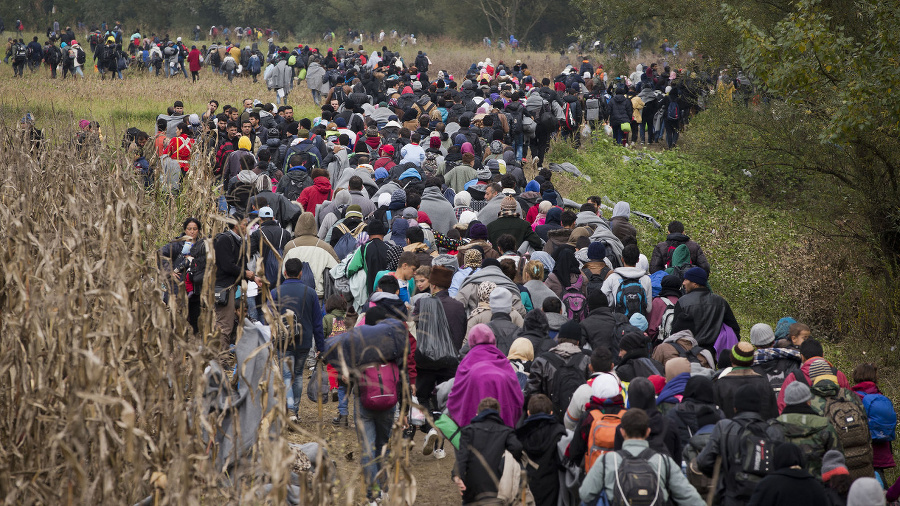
[749,323,775,347]
[476,167,492,180]
[344,204,363,220]
[648,375,666,395]
[619,332,647,352]
[809,358,838,385]
[731,342,755,367]
[391,189,406,205]
[469,222,488,240]
[683,266,708,286]
[459,210,477,225]
[499,196,518,217]
[848,477,886,506]
[821,450,849,482]
[783,381,812,406]
[489,288,512,314]
[591,373,621,400]
[431,254,459,274]
[558,320,582,343]
[429,266,454,289]
[629,313,649,332]
[587,242,606,261]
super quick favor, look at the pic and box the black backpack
[76,47,86,65]
[507,106,525,134]
[582,267,609,297]
[545,352,587,422]
[13,43,26,61]
[614,277,648,318]
[669,341,706,365]
[667,102,679,121]
[611,448,666,506]
[727,419,783,500]
[186,238,212,289]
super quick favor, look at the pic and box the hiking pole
[706,456,722,506]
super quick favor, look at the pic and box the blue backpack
[614,277,648,318]
[667,101,679,121]
[262,229,289,287]
[862,393,897,442]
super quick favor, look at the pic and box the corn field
[0,121,417,504]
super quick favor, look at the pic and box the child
[516,394,564,505]
[323,294,350,426]
[452,397,523,504]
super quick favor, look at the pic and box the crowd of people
[118,43,897,506]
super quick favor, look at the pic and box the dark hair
[325,294,348,313]
[398,251,420,269]
[622,244,640,266]
[497,234,517,253]
[561,210,577,227]
[500,174,516,189]
[377,275,401,294]
[338,133,351,146]
[348,175,363,190]
[310,168,329,179]
[489,182,502,194]
[852,363,878,384]
[182,217,202,232]
[591,347,614,373]
[528,394,554,415]
[668,221,684,233]
[799,338,824,360]
[580,203,597,213]
[477,397,500,413]
[619,409,650,438]
[284,258,304,278]
[405,226,425,245]
[406,192,421,209]
[825,474,852,496]
[542,297,562,314]
[499,258,517,281]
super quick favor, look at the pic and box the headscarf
[469,281,496,317]
[508,338,534,362]
[773,442,806,470]
[464,248,483,268]
[461,142,474,155]
[448,324,524,427]
[530,251,555,274]
[774,317,797,341]
[612,201,631,218]
[455,191,472,207]
[551,245,580,288]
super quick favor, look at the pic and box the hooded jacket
[601,266,653,314]
[775,404,840,476]
[650,232,711,273]
[453,410,523,504]
[776,357,850,412]
[575,210,605,228]
[417,186,457,234]
[454,265,526,316]
[524,342,590,401]
[580,306,631,357]
[282,212,339,296]
[609,202,637,245]
[714,367,779,420]
[652,329,715,369]
[608,94,633,125]
[516,413,566,506]
[672,286,741,348]
[297,176,332,215]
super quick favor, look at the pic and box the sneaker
[331,414,348,427]
[433,448,446,460]
[289,413,300,423]
[330,388,339,402]
[422,428,438,456]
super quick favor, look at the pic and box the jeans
[511,132,524,160]
[611,123,623,145]
[311,89,321,105]
[246,294,261,322]
[337,384,349,415]
[280,348,310,414]
[640,120,654,143]
[665,119,679,148]
[355,399,395,498]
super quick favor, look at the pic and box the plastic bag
[415,297,458,367]
[409,395,426,426]
[306,361,331,404]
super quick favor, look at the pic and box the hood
[422,186,445,200]
[671,244,691,268]
[471,409,505,425]
[294,212,317,237]
[545,207,563,226]
[666,232,690,243]
[549,342,582,358]
[545,312,568,331]
[416,94,431,106]
[400,167,422,180]
[313,176,332,193]
[612,201,631,218]
[657,372,690,404]
[851,381,879,396]
[663,329,697,346]
[810,378,840,397]
[613,266,646,278]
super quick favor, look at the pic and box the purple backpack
[561,276,588,322]
[714,324,738,357]
[358,362,400,411]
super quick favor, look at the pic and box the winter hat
[783,381,812,406]
[391,189,406,205]
[525,180,540,193]
[334,117,347,128]
[490,140,503,154]
[587,242,607,261]
[592,373,621,400]
[648,375,667,395]
[499,197,518,217]
[821,450,849,482]
[377,192,392,207]
[809,359,837,385]
[733,384,763,413]
[464,248,483,268]
[773,442,806,470]
[366,220,387,236]
[750,323,776,347]
[629,313,649,332]
[620,332,647,352]
[454,191,472,207]
[627,377,657,411]
[429,266,454,289]
[476,167,492,181]
[469,222,488,240]
[848,478,885,506]
[489,287,512,314]
[431,254,459,274]
[660,275,682,296]
[774,316,797,340]
[374,167,390,181]
[459,210,477,225]
[538,200,553,214]
[731,342,756,367]
[429,136,441,149]
[344,204,363,220]
[238,136,251,150]
[683,267,708,286]
[665,357,691,381]
[558,320,582,344]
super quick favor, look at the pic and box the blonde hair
[523,260,544,281]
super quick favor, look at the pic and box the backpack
[280,172,309,201]
[585,97,601,121]
[581,267,608,297]
[820,390,872,473]
[562,101,577,131]
[561,276,588,322]
[600,239,623,269]
[668,341,706,366]
[327,315,347,338]
[13,43,26,61]
[507,106,524,134]
[657,298,676,342]
[585,409,623,472]
[611,448,665,506]
[545,353,587,422]
[262,229,289,287]
[76,47,86,65]
[287,54,296,67]
[358,362,400,411]
[422,151,439,177]
[663,242,680,269]
[683,424,715,497]
[728,419,782,499]
[333,222,367,260]
[862,393,897,442]
[186,239,211,289]
[46,46,60,65]
[249,54,261,74]
[215,141,234,174]
[666,102,679,121]
[614,277,647,318]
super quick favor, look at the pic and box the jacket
[418,186,457,234]
[648,294,680,342]
[213,230,245,288]
[453,410,523,504]
[270,279,325,352]
[580,439,705,506]
[297,176,332,215]
[516,413,566,506]
[608,94,634,126]
[697,412,786,506]
[487,216,543,251]
[714,367,779,420]
[524,342,590,401]
[609,215,637,245]
[522,280,559,313]
[477,194,523,226]
[282,213,339,296]
[486,312,523,356]
[851,381,896,468]
[454,265,526,316]
[775,404,841,477]
[746,467,830,506]
[601,266,653,314]
[650,233,711,273]
[666,399,725,453]
[542,228,571,257]
[580,306,630,357]
[266,59,293,92]
[752,348,802,392]
[615,351,664,382]
[776,358,850,412]
[672,287,741,347]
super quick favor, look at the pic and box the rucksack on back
[422,151,439,177]
[262,229,289,287]
[562,101,577,131]
[614,277,647,318]
[585,409,623,472]
[666,102,679,121]
[862,393,897,442]
[13,44,26,61]
[333,222,366,260]
[545,353,587,422]
[612,448,664,506]
[562,277,588,322]
[729,419,782,499]
[76,47,86,64]
[657,298,676,342]
[821,390,873,476]
[581,267,608,298]
[358,362,400,411]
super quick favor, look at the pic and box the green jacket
[776,407,841,476]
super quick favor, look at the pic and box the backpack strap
[336,223,350,235]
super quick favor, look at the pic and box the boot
[331,414,348,427]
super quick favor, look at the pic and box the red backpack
[358,362,400,411]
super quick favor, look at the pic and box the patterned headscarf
[464,248,483,269]
[470,281,497,317]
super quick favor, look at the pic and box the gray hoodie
[600,266,652,313]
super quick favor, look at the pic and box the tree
[462,0,550,45]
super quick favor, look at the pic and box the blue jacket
[270,279,325,353]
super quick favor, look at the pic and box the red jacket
[187,49,201,72]
[777,357,850,412]
[298,176,332,215]
[165,135,194,171]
